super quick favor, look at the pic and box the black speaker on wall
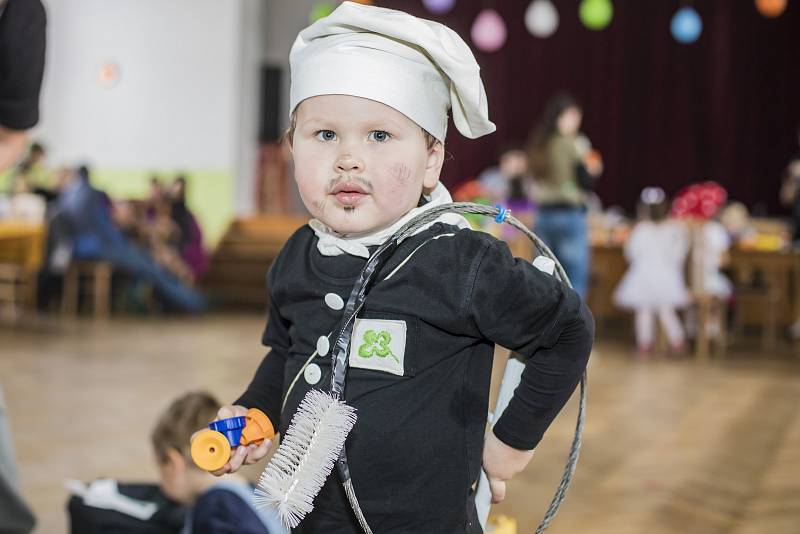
[259,65,283,142]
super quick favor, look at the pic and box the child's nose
[335,154,364,174]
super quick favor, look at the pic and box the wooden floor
[2,314,799,534]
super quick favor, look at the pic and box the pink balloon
[471,9,507,53]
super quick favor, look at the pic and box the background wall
[32,0,264,244]
[26,0,800,245]
[381,0,800,215]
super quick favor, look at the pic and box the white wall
[262,0,322,134]
[233,0,265,215]
[32,1,327,219]
[36,0,246,171]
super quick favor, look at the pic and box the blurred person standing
[0,0,46,532]
[777,125,800,337]
[779,125,800,245]
[0,0,45,171]
[527,93,602,298]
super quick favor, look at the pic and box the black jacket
[237,223,594,533]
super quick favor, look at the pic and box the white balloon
[525,0,559,38]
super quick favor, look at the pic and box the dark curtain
[380,0,800,215]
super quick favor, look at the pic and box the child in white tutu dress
[614,188,690,355]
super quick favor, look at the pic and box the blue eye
[368,130,391,143]
[315,130,337,141]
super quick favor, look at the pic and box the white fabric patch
[349,318,406,376]
[532,256,556,275]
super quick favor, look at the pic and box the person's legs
[635,308,655,353]
[657,306,686,348]
[0,387,36,534]
[535,209,589,298]
[533,210,557,254]
[101,244,207,313]
[561,209,589,298]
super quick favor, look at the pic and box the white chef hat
[289,1,496,142]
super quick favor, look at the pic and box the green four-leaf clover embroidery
[357,329,399,363]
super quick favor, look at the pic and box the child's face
[499,150,527,177]
[156,449,193,504]
[557,106,582,137]
[291,95,443,235]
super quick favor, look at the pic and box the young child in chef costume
[199,3,593,532]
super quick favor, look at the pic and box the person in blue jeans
[535,207,590,298]
[527,93,603,298]
[56,166,207,313]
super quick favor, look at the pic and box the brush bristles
[252,389,357,529]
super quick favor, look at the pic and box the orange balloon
[350,0,374,3]
[755,0,787,18]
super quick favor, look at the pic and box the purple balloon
[423,0,456,15]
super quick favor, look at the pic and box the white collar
[309,183,470,258]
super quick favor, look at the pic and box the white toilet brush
[252,389,356,529]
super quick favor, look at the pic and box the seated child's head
[637,187,669,222]
[151,391,220,504]
[285,2,495,236]
[719,201,751,238]
[498,145,528,179]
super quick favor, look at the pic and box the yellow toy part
[486,514,518,534]
[191,429,232,472]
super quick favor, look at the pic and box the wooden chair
[693,293,728,361]
[687,222,728,361]
[62,261,113,318]
[729,261,780,350]
[0,263,28,321]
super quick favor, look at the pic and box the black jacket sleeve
[0,0,47,130]
[233,267,290,429]
[468,238,594,450]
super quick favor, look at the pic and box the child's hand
[481,431,535,503]
[191,405,274,476]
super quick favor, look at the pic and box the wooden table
[587,242,800,355]
[727,247,800,327]
[0,221,45,315]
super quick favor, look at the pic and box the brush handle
[475,356,525,528]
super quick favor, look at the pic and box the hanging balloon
[423,0,456,15]
[350,0,374,4]
[309,2,335,23]
[525,0,559,38]
[755,0,787,18]
[579,0,613,31]
[471,9,507,53]
[671,7,702,44]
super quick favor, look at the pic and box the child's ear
[423,141,444,190]
[166,448,187,470]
